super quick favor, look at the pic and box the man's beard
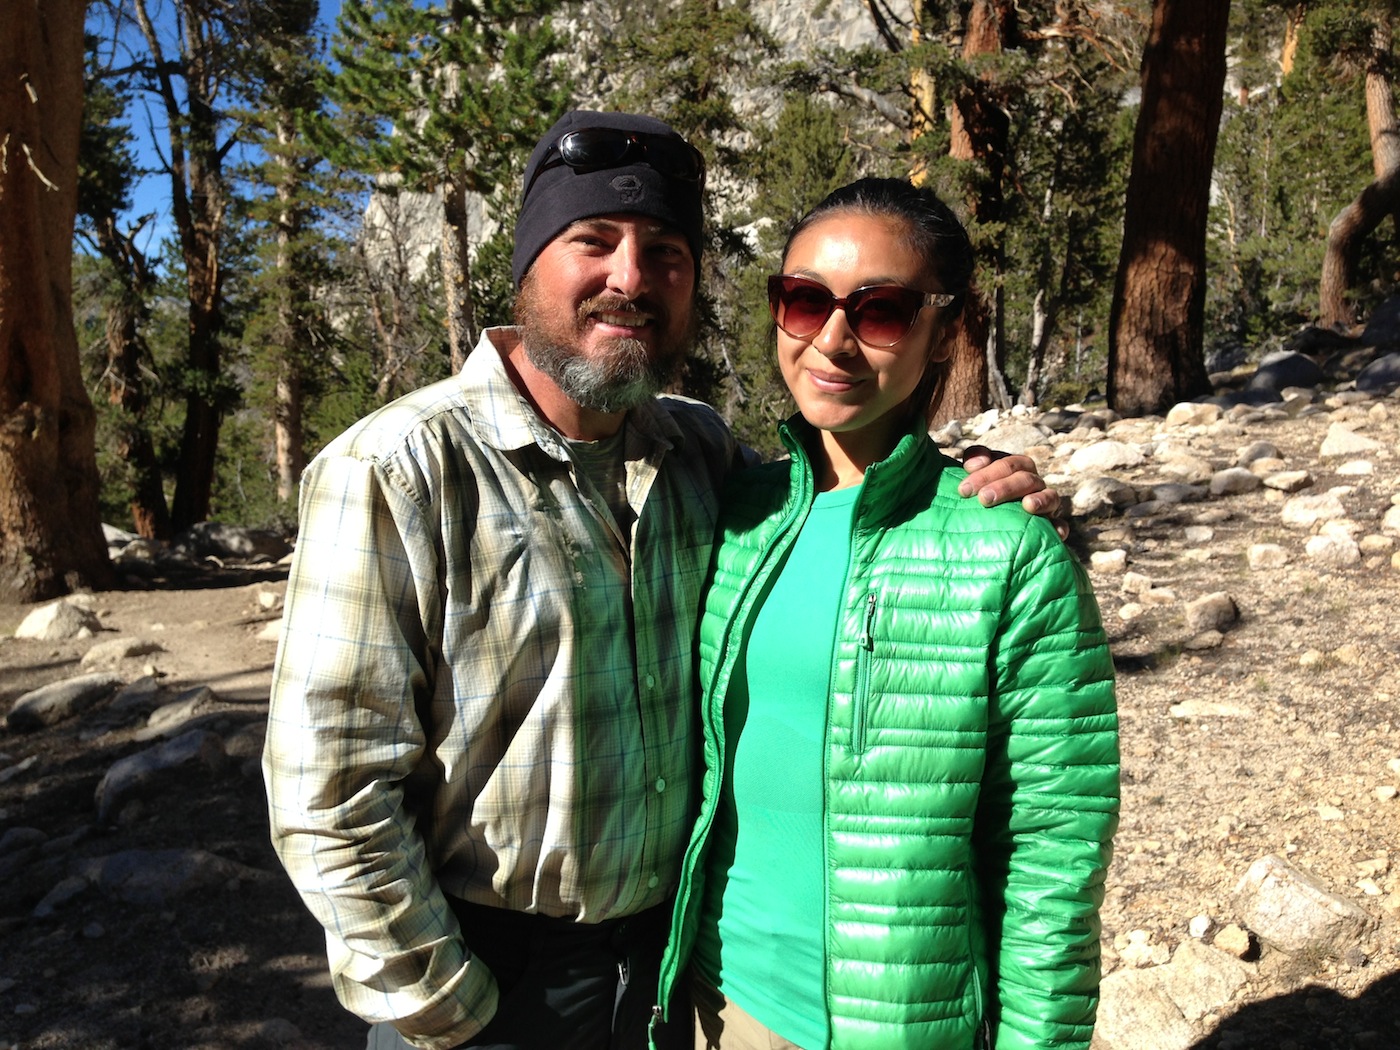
[515,281,696,414]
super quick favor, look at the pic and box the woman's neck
[812,418,905,492]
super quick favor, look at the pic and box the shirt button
[655,778,666,793]
[645,674,656,689]
[648,874,660,889]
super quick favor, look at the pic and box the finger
[960,444,997,473]
[1021,489,1061,517]
[959,455,1022,497]
[1020,490,1068,540]
[981,466,1047,503]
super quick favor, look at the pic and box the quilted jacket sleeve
[978,517,1119,1050]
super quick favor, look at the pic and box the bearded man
[263,111,1055,1050]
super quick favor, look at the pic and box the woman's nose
[812,307,858,356]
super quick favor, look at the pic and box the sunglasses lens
[769,277,923,346]
[559,129,633,168]
[645,137,704,181]
[556,130,704,183]
[769,277,831,337]
[847,286,922,346]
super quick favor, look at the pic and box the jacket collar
[777,413,945,522]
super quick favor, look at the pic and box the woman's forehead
[785,212,923,282]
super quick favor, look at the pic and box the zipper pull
[648,1003,663,1043]
[861,593,877,649]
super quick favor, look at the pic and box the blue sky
[112,0,344,257]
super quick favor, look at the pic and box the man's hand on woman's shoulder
[958,445,1067,540]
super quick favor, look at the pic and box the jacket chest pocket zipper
[852,593,876,755]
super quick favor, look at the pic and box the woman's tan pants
[691,974,808,1050]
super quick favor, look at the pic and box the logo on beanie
[611,174,645,204]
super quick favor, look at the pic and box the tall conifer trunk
[133,0,230,531]
[93,216,170,540]
[936,0,1014,425]
[1107,0,1227,417]
[272,110,308,505]
[0,0,114,600]
[1320,14,1400,329]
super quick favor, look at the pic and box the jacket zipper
[852,592,876,755]
[653,465,813,1040]
[968,877,988,1048]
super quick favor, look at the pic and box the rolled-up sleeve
[263,449,497,1049]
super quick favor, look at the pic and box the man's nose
[605,237,646,299]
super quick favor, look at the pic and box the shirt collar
[464,327,685,460]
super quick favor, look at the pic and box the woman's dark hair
[779,177,975,428]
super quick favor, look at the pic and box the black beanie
[512,110,705,288]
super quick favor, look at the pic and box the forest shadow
[1111,647,1183,674]
[1188,969,1400,1049]
[112,562,289,592]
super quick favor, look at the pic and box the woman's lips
[806,368,862,392]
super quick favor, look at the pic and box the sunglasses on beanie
[524,128,707,201]
[767,274,956,348]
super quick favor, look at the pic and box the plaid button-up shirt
[264,329,744,1047]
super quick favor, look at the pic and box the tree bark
[936,0,1014,425]
[93,215,171,540]
[1319,14,1400,328]
[1280,4,1306,78]
[274,366,304,505]
[949,0,1014,217]
[1367,20,1400,178]
[0,0,115,600]
[939,292,990,423]
[271,265,306,508]
[442,174,477,374]
[1320,169,1400,327]
[271,108,308,506]
[907,0,937,185]
[134,0,229,532]
[1107,0,1227,417]
[1021,182,1060,406]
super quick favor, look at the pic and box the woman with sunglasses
[654,178,1119,1050]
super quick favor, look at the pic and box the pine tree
[835,0,1146,412]
[116,0,247,531]
[319,0,571,372]
[1309,1,1400,327]
[236,0,342,512]
[996,12,1138,406]
[1209,2,1374,348]
[76,45,170,538]
[724,93,858,455]
[585,0,779,434]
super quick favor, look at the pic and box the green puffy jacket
[656,419,1119,1050]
